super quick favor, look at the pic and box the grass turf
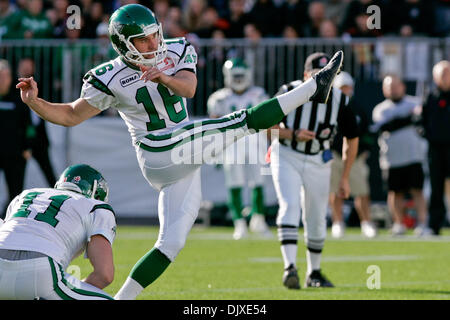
[71,226,450,300]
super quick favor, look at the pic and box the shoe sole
[312,51,344,104]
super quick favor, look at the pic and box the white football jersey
[0,188,116,269]
[81,37,197,145]
[207,86,268,117]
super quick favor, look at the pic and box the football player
[0,164,116,300]
[208,58,271,239]
[17,3,344,299]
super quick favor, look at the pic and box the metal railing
[1,37,449,115]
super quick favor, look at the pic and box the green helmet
[109,4,167,67]
[54,164,109,202]
[223,58,253,93]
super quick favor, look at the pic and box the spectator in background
[433,0,450,37]
[82,1,105,38]
[282,25,299,39]
[182,0,207,33]
[386,0,434,37]
[244,22,262,43]
[303,1,326,37]
[246,0,282,37]
[49,0,69,38]
[15,0,52,39]
[0,60,33,219]
[17,57,57,187]
[193,6,228,38]
[223,0,249,38]
[325,0,351,27]
[329,71,377,238]
[152,0,170,24]
[372,75,430,236]
[421,61,450,235]
[280,0,309,37]
[164,6,187,38]
[319,19,338,38]
[340,0,383,37]
[0,0,19,39]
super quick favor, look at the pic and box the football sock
[306,249,322,276]
[246,78,316,130]
[251,186,264,216]
[281,244,298,270]
[278,225,299,269]
[114,277,143,300]
[115,247,170,299]
[229,187,243,221]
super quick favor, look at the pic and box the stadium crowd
[0,0,449,41]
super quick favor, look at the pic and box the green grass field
[72,226,450,300]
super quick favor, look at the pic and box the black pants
[0,155,26,219]
[31,144,56,187]
[428,143,450,234]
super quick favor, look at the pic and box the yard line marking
[249,255,421,264]
[140,280,450,297]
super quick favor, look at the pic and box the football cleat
[283,264,300,290]
[232,218,248,240]
[249,214,273,238]
[305,269,334,288]
[310,50,344,104]
[331,221,345,239]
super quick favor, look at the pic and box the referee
[268,52,359,289]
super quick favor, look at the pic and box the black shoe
[305,269,334,288]
[309,51,344,104]
[283,264,300,290]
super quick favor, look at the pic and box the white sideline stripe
[116,231,450,242]
[249,255,421,264]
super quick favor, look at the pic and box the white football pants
[270,141,331,251]
[0,256,113,300]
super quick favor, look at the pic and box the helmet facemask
[110,22,167,67]
[223,59,253,93]
[227,69,252,92]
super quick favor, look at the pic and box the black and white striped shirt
[277,81,359,155]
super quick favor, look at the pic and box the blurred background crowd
[0,0,449,42]
[0,0,449,235]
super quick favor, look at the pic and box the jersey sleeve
[174,41,197,74]
[207,91,224,117]
[88,203,117,245]
[80,71,119,111]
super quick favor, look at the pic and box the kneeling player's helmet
[109,4,167,67]
[54,164,109,202]
[223,58,253,93]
